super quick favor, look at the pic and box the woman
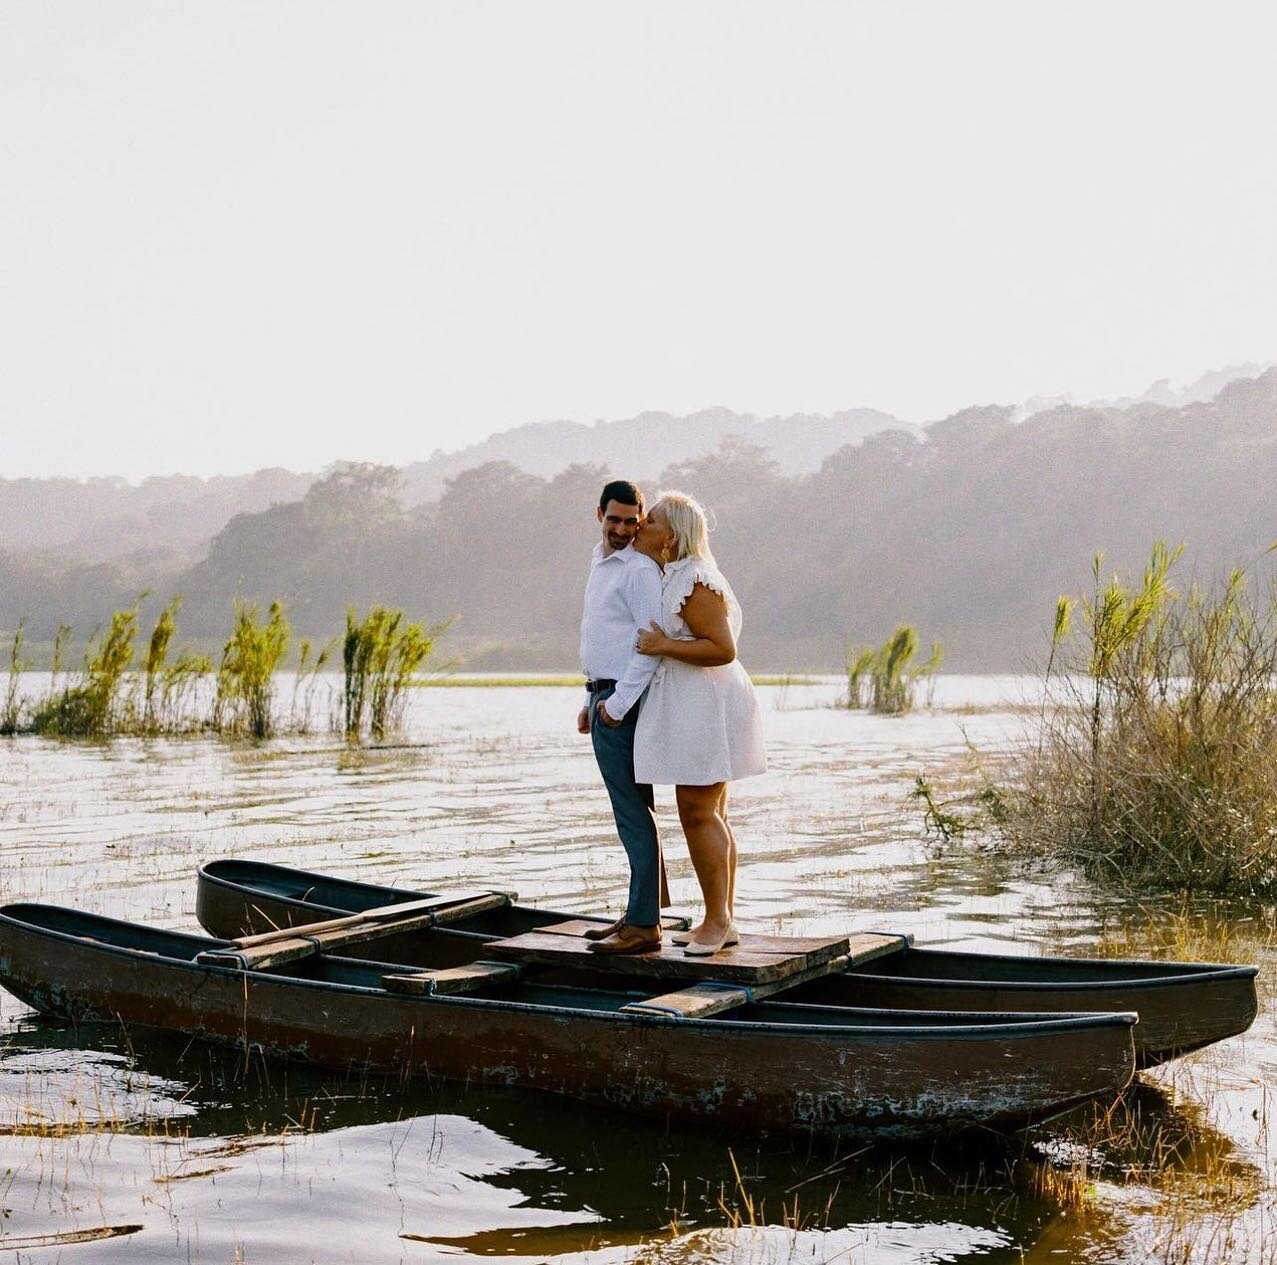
[630,491,766,955]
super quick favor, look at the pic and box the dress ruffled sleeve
[666,561,730,616]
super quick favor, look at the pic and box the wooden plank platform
[486,927,852,985]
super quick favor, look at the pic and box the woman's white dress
[633,557,767,786]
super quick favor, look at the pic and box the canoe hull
[195,860,1259,1067]
[0,904,1136,1142]
[798,966,1258,1067]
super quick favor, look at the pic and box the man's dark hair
[598,480,644,513]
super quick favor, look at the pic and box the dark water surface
[1,678,1272,1263]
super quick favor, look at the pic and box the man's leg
[590,687,661,927]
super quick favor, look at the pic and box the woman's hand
[636,621,669,656]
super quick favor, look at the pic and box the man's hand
[636,620,669,656]
[577,705,590,734]
[595,698,622,728]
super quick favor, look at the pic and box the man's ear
[596,506,604,522]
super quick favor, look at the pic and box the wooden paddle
[195,890,510,971]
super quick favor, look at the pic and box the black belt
[585,678,617,693]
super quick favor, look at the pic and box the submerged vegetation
[1,596,438,743]
[997,543,1277,896]
[845,625,942,714]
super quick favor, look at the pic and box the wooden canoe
[0,901,1137,1140]
[195,859,1259,1066]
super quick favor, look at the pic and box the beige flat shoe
[671,927,740,947]
[682,924,739,957]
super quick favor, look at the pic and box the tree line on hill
[3,368,1277,671]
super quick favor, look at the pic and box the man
[577,479,665,954]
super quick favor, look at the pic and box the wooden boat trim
[848,960,1259,991]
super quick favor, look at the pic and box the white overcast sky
[1,2,1274,481]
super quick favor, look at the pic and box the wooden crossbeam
[195,892,511,971]
[381,961,523,996]
[621,954,853,1019]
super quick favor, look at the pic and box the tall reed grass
[30,605,140,737]
[3,596,440,743]
[2,622,29,735]
[1001,543,1277,895]
[213,601,291,740]
[142,597,213,734]
[846,625,942,714]
[343,606,437,740]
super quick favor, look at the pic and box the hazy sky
[2,2,1274,481]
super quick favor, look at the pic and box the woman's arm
[636,583,736,666]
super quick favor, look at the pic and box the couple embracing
[578,479,766,957]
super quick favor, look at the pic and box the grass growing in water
[142,598,213,734]
[846,625,942,714]
[213,601,290,740]
[1,623,29,735]
[1000,542,1277,896]
[30,605,140,737]
[343,606,438,740]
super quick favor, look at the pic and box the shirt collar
[592,542,637,564]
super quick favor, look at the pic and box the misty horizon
[4,359,1271,487]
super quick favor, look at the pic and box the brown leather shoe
[586,924,662,955]
[582,916,626,941]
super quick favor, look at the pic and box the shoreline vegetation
[0,598,822,742]
[2,600,446,743]
[922,541,1277,899]
[8,539,1277,900]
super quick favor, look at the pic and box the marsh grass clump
[142,597,213,734]
[343,606,438,740]
[1,623,29,735]
[213,601,290,739]
[846,625,942,714]
[30,605,140,737]
[1002,542,1277,895]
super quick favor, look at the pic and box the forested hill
[5,368,1277,671]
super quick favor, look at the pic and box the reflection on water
[1,677,1273,1262]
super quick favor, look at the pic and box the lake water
[0,677,1272,1263]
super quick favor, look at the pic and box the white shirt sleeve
[601,560,663,721]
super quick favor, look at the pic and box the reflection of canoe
[196,859,1259,1066]
[0,901,1137,1140]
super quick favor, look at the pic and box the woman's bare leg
[717,783,737,919]
[676,782,732,942]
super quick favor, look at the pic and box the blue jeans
[589,685,661,927]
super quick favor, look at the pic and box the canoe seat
[381,960,523,996]
[621,981,752,1019]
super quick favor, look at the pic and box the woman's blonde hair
[653,490,714,562]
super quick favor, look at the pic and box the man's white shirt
[579,543,663,721]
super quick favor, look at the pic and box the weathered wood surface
[196,893,511,970]
[843,932,913,967]
[231,893,497,948]
[621,954,853,1019]
[486,928,852,984]
[382,960,523,996]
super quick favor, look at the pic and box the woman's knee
[677,784,724,832]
